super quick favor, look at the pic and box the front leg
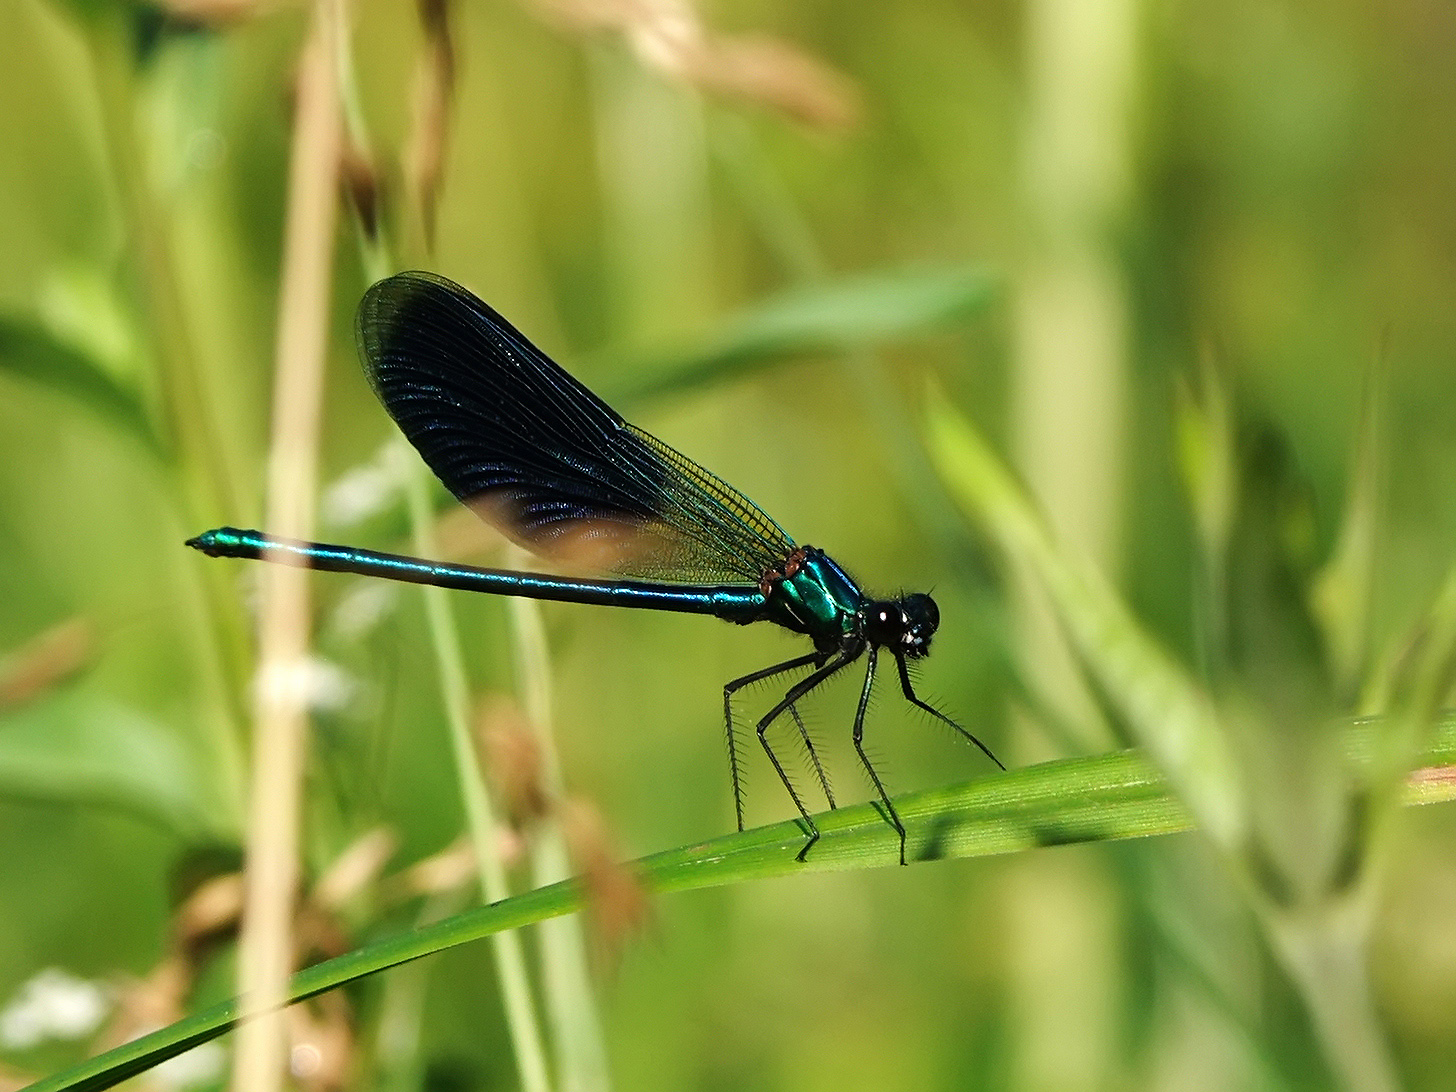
[850,647,908,865]
[894,655,1003,770]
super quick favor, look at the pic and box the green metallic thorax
[760,547,866,650]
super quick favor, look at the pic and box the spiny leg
[788,702,836,810]
[723,650,827,831]
[851,647,908,865]
[756,650,858,861]
[895,655,1004,770]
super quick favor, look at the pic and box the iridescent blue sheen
[188,527,766,621]
[761,548,863,647]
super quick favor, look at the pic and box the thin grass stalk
[711,117,823,282]
[507,581,612,1092]
[332,7,561,1085]
[1009,2,1137,1086]
[925,390,1415,1091]
[334,0,392,287]
[710,120,972,552]
[84,12,240,520]
[588,43,715,340]
[83,7,251,815]
[27,720,1456,1092]
[372,889,470,1092]
[404,469,554,1092]
[229,1,344,1088]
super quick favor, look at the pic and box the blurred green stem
[82,8,248,819]
[341,0,573,1070]
[404,462,554,1092]
[712,117,823,282]
[925,388,1416,1092]
[710,117,974,558]
[590,46,714,341]
[502,561,611,1092]
[926,387,1244,846]
[28,719,1456,1092]
[1011,0,1136,756]
[84,11,239,519]
[1265,905,1400,1092]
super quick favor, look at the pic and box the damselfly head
[861,592,939,657]
[901,592,939,656]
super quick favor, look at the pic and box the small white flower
[328,581,400,641]
[256,656,360,714]
[322,442,413,528]
[0,969,109,1050]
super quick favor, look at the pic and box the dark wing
[357,271,796,585]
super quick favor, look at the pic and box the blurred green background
[2,0,1456,1089]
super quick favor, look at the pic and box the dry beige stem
[480,697,552,830]
[390,836,479,899]
[0,618,92,709]
[560,797,649,962]
[232,0,345,1087]
[525,0,859,129]
[153,0,293,25]
[311,828,399,911]
[406,0,458,253]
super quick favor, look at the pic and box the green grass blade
[600,263,996,401]
[0,689,231,840]
[0,313,163,457]
[923,385,1246,849]
[29,718,1456,1092]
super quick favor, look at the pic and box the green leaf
[1174,365,1236,562]
[23,750,1182,1092]
[0,689,231,840]
[0,313,164,457]
[1220,419,1331,717]
[601,264,997,400]
[26,718,1456,1092]
[1311,356,1384,697]
[922,385,1246,851]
